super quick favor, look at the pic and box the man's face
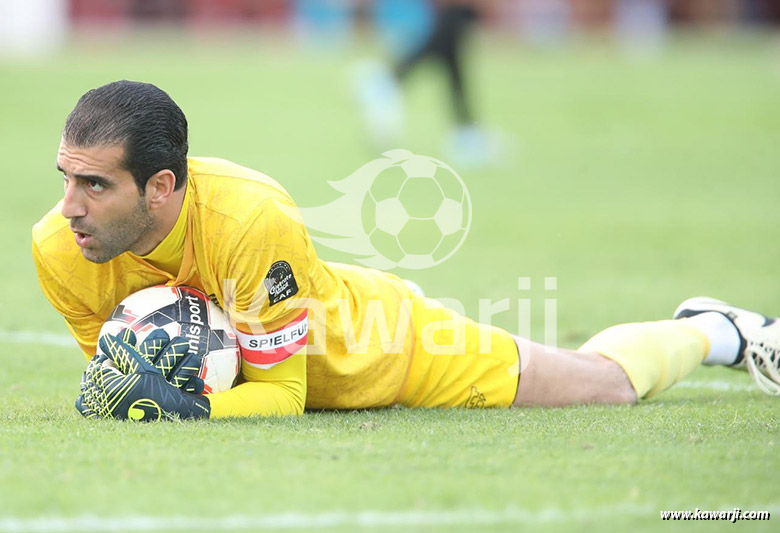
[57,140,155,263]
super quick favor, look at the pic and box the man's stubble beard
[83,197,156,264]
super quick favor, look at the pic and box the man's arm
[32,238,102,359]
[207,198,316,418]
[206,350,307,417]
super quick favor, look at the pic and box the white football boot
[674,297,780,396]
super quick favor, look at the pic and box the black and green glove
[102,328,205,394]
[76,328,210,422]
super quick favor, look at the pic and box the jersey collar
[132,180,191,277]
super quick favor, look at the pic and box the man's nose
[61,180,87,219]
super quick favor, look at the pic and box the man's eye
[88,181,106,192]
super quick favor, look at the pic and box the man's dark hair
[63,80,188,193]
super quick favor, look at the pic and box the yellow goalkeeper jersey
[33,157,416,417]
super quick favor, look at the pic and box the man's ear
[145,170,178,209]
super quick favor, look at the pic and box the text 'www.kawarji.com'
[660,508,770,522]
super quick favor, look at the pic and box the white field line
[673,381,754,392]
[3,504,779,532]
[0,505,652,532]
[0,329,77,348]
[2,504,777,532]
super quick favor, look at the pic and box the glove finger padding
[137,329,171,361]
[130,331,202,392]
[152,336,190,378]
[99,330,158,375]
[182,374,205,395]
[76,353,109,419]
[117,327,137,346]
[76,370,112,419]
[75,392,97,419]
[86,359,130,398]
[80,353,107,390]
[155,337,203,392]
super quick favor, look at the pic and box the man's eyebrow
[56,164,113,184]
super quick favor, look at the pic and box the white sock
[685,312,741,366]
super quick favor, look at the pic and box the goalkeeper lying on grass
[33,81,780,421]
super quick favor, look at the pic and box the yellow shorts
[397,296,520,408]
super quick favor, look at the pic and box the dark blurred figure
[355,0,499,167]
[741,0,780,24]
[395,0,479,126]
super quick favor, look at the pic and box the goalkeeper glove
[76,329,211,421]
[101,328,205,394]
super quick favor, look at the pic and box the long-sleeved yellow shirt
[33,157,415,417]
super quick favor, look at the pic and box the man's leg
[512,338,637,407]
[399,289,774,408]
[509,296,780,405]
[512,318,715,406]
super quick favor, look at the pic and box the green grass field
[1,29,779,532]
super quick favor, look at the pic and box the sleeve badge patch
[264,260,299,306]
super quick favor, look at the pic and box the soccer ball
[98,285,240,394]
[361,152,471,269]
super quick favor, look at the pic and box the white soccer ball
[98,285,240,394]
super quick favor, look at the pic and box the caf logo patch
[264,260,299,306]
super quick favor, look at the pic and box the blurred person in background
[614,0,668,57]
[355,0,499,167]
[293,0,357,50]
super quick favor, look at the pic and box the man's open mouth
[73,231,92,247]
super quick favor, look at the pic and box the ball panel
[369,164,407,202]
[397,177,443,219]
[432,166,465,201]
[98,285,240,394]
[397,219,443,255]
[368,229,405,262]
[433,198,465,235]
[361,193,377,233]
[199,346,239,394]
[375,198,408,234]
[433,228,466,263]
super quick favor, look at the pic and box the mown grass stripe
[2,504,777,532]
[0,505,654,532]
[0,330,76,348]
